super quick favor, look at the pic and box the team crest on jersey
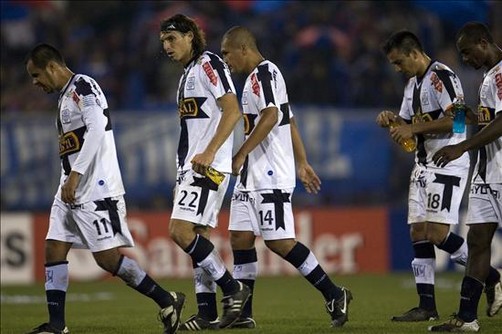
[202,62,218,86]
[59,131,81,156]
[420,93,430,106]
[242,91,248,105]
[187,76,195,90]
[179,97,199,117]
[250,73,260,97]
[430,72,443,93]
[61,108,72,124]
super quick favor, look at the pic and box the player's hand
[297,163,321,194]
[61,171,81,204]
[191,151,215,175]
[376,110,396,127]
[232,153,246,176]
[389,123,414,144]
[432,144,464,167]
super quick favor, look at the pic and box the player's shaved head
[223,26,258,51]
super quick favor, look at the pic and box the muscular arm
[232,107,277,175]
[458,112,502,151]
[291,117,321,193]
[236,107,277,158]
[191,92,241,172]
[433,112,502,167]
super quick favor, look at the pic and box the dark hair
[382,30,423,55]
[160,14,206,56]
[456,22,493,44]
[25,43,65,68]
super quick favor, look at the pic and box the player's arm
[433,112,502,167]
[61,80,108,204]
[232,107,277,175]
[457,112,502,151]
[191,92,241,174]
[290,117,321,194]
[408,113,453,135]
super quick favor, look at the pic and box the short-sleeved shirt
[176,51,237,174]
[235,60,295,191]
[399,61,469,174]
[472,60,502,184]
[56,74,124,204]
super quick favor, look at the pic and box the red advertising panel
[32,208,389,281]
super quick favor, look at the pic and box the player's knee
[230,231,255,250]
[265,239,296,257]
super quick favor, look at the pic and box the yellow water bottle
[205,166,225,185]
[389,120,417,153]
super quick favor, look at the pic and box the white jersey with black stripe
[235,60,295,191]
[56,74,125,204]
[175,51,237,174]
[472,60,502,184]
[398,60,469,173]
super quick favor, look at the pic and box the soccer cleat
[158,292,186,334]
[218,282,251,328]
[391,307,439,322]
[326,287,353,327]
[178,314,219,331]
[228,316,256,329]
[428,315,479,332]
[26,323,69,334]
[485,280,502,317]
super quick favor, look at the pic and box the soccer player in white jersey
[159,14,250,331]
[429,22,502,333]
[376,30,501,322]
[25,44,184,334]
[220,26,353,329]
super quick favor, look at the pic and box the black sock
[47,290,66,330]
[284,242,341,300]
[233,249,258,318]
[196,292,218,321]
[413,241,436,311]
[458,276,483,322]
[486,267,501,286]
[216,271,240,296]
[437,233,464,253]
[135,274,174,308]
[185,235,239,295]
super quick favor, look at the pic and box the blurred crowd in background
[1,1,501,211]
[2,0,500,114]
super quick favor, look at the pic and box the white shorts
[47,196,134,252]
[466,183,502,227]
[228,189,296,241]
[171,169,230,227]
[408,165,468,225]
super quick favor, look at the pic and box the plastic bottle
[389,120,417,153]
[205,166,225,185]
[453,96,466,134]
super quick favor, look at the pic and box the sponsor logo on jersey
[430,72,443,93]
[495,72,502,100]
[59,131,81,156]
[477,106,493,125]
[179,98,199,118]
[202,62,218,86]
[251,73,260,97]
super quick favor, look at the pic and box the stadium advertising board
[1,208,388,284]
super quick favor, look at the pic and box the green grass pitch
[2,272,501,333]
